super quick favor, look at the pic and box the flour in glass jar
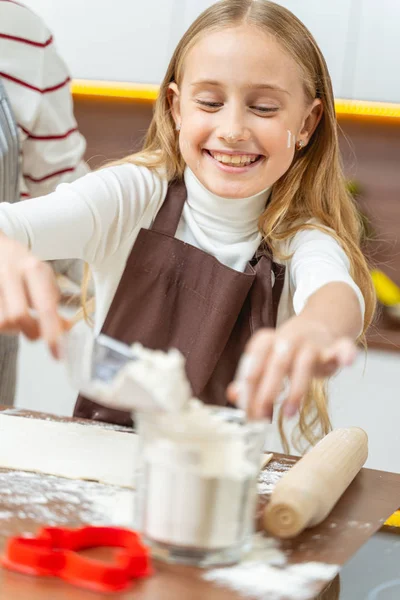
[89,343,266,552]
[137,401,264,550]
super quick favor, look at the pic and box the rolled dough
[0,410,271,488]
[0,410,138,488]
[260,453,273,470]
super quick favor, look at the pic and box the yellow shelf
[71,79,159,101]
[71,79,400,119]
[335,99,400,119]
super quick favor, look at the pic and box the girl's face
[169,25,322,199]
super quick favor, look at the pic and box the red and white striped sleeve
[0,0,89,200]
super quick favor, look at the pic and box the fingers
[313,338,357,379]
[61,317,74,332]
[23,257,64,358]
[320,338,357,370]
[282,339,357,416]
[230,332,358,422]
[251,338,294,420]
[230,329,274,416]
[0,238,67,356]
[0,268,41,340]
[284,345,317,417]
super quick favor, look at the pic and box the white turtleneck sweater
[177,169,269,272]
[0,163,364,333]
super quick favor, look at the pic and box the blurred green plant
[346,179,362,197]
[347,179,375,242]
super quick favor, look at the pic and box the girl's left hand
[227,316,357,420]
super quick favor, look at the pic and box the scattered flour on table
[346,520,373,530]
[204,533,339,600]
[258,460,293,494]
[0,470,134,537]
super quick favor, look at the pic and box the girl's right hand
[0,232,67,358]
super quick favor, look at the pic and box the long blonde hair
[87,0,376,452]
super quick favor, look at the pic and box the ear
[298,99,323,146]
[167,82,181,129]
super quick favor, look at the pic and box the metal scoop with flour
[63,327,192,413]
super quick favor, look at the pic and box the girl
[0,0,375,451]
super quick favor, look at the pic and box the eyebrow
[190,79,291,95]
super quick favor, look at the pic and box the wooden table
[0,452,399,599]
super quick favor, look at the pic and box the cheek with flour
[287,129,296,149]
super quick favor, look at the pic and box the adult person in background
[0,0,89,405]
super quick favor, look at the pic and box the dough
[260,453,273,470]
[0,411,138,488]
[0,410,270,488]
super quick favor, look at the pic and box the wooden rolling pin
[263,427,368,538]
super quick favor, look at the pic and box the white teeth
[209,152,259,166]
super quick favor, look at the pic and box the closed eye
[196,100,223,110]
[251,106,279,114]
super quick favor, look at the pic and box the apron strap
[151,178,187,236]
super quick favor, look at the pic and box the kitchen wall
[22,0,400,102]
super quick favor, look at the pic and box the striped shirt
[0,0,88,199]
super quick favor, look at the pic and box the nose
[217,103,250,144]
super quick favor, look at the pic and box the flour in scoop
[85,344,193,413]
[120,344,192,412]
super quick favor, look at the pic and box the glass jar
[134,406,267,567]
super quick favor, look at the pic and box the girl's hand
[0,232,68,358]
[227,316,357,420]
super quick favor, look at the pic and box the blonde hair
[86,0,376,452]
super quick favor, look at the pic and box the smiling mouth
[205,150,263,167]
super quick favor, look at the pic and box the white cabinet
[182,0,400,102]
[19,0,400,102]
[272,0,355,98]
[329,349,400,474]
[21,0,180,83]
[181,0,216,27]
[179,0,355,98]
[351,0,400,102]
[269,349,400,473]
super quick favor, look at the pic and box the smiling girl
[0,0,375,449]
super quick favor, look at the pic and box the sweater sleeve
[287,227,365,319]
[0,164,163,266]
[0,1,89,199]
[19,32,89,198]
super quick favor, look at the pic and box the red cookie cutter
[1,526,152,593]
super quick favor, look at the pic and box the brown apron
[73,179,285,426]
